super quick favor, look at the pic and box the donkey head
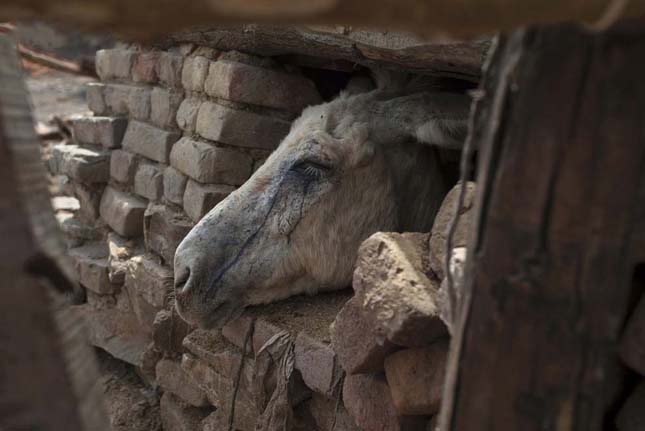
[174,76,471,329]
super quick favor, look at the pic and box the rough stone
[429,181,476,279]
[616,382,645,431]
[221,314,256,352]
[181,353,260,430]
[308,393,360,431]
[100,187,147,237]
[71,116,128,149]
[354,232,447,347]
[69,242,117,294]
[86,82,107,115]
[169,137,252,185]
[163,166,188,206]
[295,332,340,397]
[157,52,184,88]
[73,183,103,222]
[151,87,183,129]
[196,101,290,150]
[181,56,210,92]
[51,196,80,212]
[343,374,428,431]
[122,121,180,163]
[107,232,142,285]
[160,392,211,431]
[96,48,135,81]
[156,359,210,407]
[384,340,449,415]
[331,297,400,374]
[134,162,164,201]
[49,144,110,184]
[58,214,102,247]
[183,180,235,223]
[132,51,160,83]
[175,98,201,133]
[144,203,193,264]
[77,304,151,367]
[125,254,173,330]
[110,149,139,184]
[127,86,152,121]
[153,308,194,353]
[619,295,645,375]
[204,60,321,112]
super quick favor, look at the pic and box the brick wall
[49,43,460,431]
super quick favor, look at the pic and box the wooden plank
[0,33,108,431]
[440,23,645,431]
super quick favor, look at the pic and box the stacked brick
[49,43,325,430]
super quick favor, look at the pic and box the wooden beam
[0,0,643,39]
[0,33,108,431]
[440,23,645,431]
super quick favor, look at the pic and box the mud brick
[122,120,180,163]
[71,116,128,149]
[331,297,400,374]
[204,60,321,112]
[69,242,116,294]
[96,48,135,81]
[134,162,164,201]
[100,187,147,237]
[196,101,290,150]
[181,56,210,92]
[160,392,211,431]
[175,97,201,133]
[384,340,449,415]
[163,166,188,206]
[110,149,138,184]
[144,203,193,264]
[182,180,235,223]
[157,52,184,88]
[153,308,194,353]
[49,144,110,184]
[169,136,252,185]
[151,87,183,129]
[132,51,159,83]
[156,359,209,407]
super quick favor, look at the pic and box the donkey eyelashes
[291,160,333,180]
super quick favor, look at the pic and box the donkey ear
[370,91,472,150]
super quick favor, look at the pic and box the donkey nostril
[174,266,190,294]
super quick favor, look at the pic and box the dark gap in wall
[299,66,354,101]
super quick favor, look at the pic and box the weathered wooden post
[440,23,645,431]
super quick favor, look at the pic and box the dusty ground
[97,350,163,431]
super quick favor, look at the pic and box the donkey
[173,74,471,329]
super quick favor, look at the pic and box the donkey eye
[292,160,331,179]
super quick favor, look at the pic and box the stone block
[308,394,360,431]
[620,295,645,375]
[163,166,188,206]
[181,56,210,92]
[86,82,107,115]
[343,374,428,431]
[50,143,110,184]
[132,51,159,83]
[127,86,152,121]
[170,137,252,186]
[331,297,400,374]
[151,87,183,129]
[429,181,476,279]
[175,98,201,133]
[96,48,135,81]
[69,242,117,294]
[73,183,103,222]
[153,308,194,353]
[157,52,184,88]
[183,180,235,223]
[196,101,290,150]
[100,187,147,237]
[103,83,131,115]
[110,149,138,184]
[160,392,211,431]
[156,359,210,407]
[126,254,173,309]
[204,60,321,112]
[295,332,340,396]
[616,382,645,431]
[181,353,260,430]
[76,304,151,367]
[134,162,164,201]
[354,232,447,347]
[144,203,193,264]
[71,116,128,149]
[122,121,180,163]
[384,340,449,415]
[221,314,256,352]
